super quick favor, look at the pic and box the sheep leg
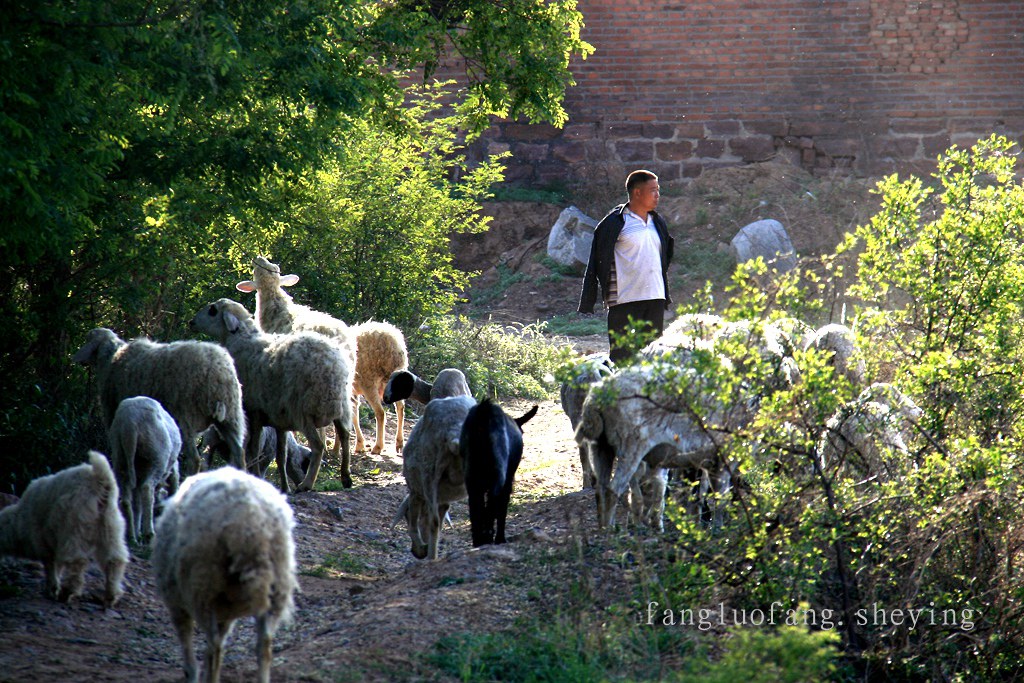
[55,559,87,603]
[467,488,490,547]
[204,617,230,683]
[367,390,387,455]
[102,556,127,608]
[335,418,353,489]
[140,485,155,542]
[245,412,267,485]
[494,491,512,545]
[255,614,273,683]
[170,608,198,683]
[274,427,291,494]
[589,441,618,529]
[429,504,447,560]
[394,399,405,453]
[121,493,138,546]
[578,444,596,490]
[180,426,202,477]
[294,428,325,491]
[351,396,366,453]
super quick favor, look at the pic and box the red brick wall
[474,0,1024,184]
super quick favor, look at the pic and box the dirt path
[0,398,617,683]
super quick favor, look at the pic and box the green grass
[674,241,736,285]
[543,313,607,337]
[490,184,568,205]
[303,552,371,579]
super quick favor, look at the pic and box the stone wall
[470,0,1024,185]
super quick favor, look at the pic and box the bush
[406,315,573,400]
[642,136,1024,681]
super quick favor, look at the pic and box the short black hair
[625,170,658,196]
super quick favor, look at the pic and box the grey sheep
[190,298,353,492]
[73,327,246,476]
[395,395,477,559]
[383,368,472,405]
[0,451,128,606]
[558,353,612,489]
[108,396,181,545]
[153,467,297,683]
[199,425,311,488]
[237,256,409,455]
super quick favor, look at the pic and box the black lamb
[460,399,538,547]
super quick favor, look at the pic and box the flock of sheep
[0,254,922,681]
[0,256,534,682]
[565,313,923,534]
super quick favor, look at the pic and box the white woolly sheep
[0,451,128,606]
[558,353,612,489]
[108,396,181,545]
[383,368,472,405]
[190,298,353,492]
[236,256,409,455]
[395,395,477,560]
[805,323,866,389]
[575,361,742,530]
[73,327,246,476]
[576,322,796,533]
[152,466,297,683]
[199,425,311,487]
[818,382,922,477]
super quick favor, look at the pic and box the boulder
[730,219,797,272]
[547,205,597,270]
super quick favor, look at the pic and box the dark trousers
[607,299,666,364]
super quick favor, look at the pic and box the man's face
[632,179,660,213]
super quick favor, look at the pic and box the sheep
[461,399,538,547]
[383,367,472,405]
[236,256,409,455]
[395,395,477,560]
[190,298,353,492]
[558,353,612,488]
[817,382,922,477]
[0,451,128,606]
[805,323,865,389]
[199,425,311,488]
[108,396,181,545]
[152,466,297,683]
[73,327,246,477]
[575,348,764,531]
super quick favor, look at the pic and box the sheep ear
[281,274,300,287]
[72,338,98,363]
[236,280,257,293]
[223,310,241,333]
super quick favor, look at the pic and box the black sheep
[460,399,538,547]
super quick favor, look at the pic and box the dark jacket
[577,204,674,314]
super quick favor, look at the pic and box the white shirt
[612,208,664,306]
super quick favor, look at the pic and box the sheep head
[73,327,123,366]
[236,256,300,294]
[190,298,258,343]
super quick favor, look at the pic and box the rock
[730,219,797,272]
[546,205,597,270]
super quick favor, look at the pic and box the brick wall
[472,0,1024,185]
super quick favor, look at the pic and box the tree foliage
[640,137,1024,680]
[0,0,591,491]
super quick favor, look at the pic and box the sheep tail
[390,495,410,531]
[114,429,138,495]
[212,400,228,423]
[574,398,604,443]
[88,450,119,511]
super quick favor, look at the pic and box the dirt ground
[0,399,612,683]
[0,161,877,682]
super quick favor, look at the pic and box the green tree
[0,0,591,491]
